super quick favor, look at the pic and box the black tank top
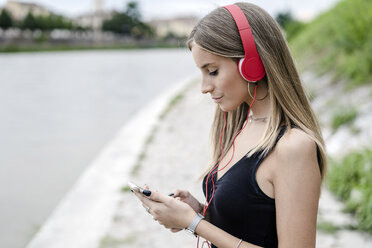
[202,126,287,248]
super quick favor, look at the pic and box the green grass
[159,79,198,120]
[327,147,372,233]
[121,185,132,193]
[159,93,184,120]
[129,125,158,177]
[317,221,342,234]
[129,92,186,176]
[127,80,197,178]
[331,106,358,131]
[290,0,372,88]
[0,42,186,53]
[99,234,136,248]
[129,92,182,176]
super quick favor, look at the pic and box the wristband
[185,213,204,237]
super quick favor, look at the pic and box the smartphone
[128,181,144,193]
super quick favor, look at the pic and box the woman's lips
[212,96,223,103]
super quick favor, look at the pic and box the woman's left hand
[133,189,197,230]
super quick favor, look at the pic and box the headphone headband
[223,4,266,82]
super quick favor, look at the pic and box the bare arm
[273,129,321,248]
[195,220,263,248]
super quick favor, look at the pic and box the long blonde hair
[187,2,327,182]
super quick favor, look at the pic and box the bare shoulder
[273,127,320,181]
[277,127,316,158]
[272,127,321,247]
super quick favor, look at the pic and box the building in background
[3,0,51,21]
[73,0,113,30]
[149,16,199,38]
[0,0,113,30]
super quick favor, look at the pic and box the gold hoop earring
[248,82,268,101]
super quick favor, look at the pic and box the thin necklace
[248,114,268,123]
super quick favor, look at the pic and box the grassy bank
[327,148,372,233]
[0,42,186,53]
[288,0,372,234]
[290,0,372,88]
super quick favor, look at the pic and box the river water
[0,49,198,248]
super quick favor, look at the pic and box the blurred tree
[276,11,294,28]
[37,14,74,30]
[275,11,305,41]
[131,21,155,39]
[163,31,187,41]
[0,9,13,30]
[20,12,81,31]
[126,1,141,22]
[21,12,38,30]
[102,1,154,38]
[102,12,133,34]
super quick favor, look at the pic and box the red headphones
[223,4,266,82]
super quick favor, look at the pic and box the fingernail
[143,190,151,197]
[168,193,174,196]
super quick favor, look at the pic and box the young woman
[133,2,326,248]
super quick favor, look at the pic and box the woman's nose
[201,78,214,94]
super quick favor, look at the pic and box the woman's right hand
[172,189,203,213]
[169,189,203,233]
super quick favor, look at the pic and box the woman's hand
[171,189,203,213]
[168,189,203,232]
[133,189,197,230]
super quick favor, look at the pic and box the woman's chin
[219,104,234,112]
[218,104,236,112]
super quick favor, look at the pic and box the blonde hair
[187,2,327,182]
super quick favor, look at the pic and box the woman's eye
[209,70,218,76]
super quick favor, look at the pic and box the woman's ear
[231,57,240,64]
[257,75,267,85]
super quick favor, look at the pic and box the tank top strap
[249,125,290,201]
[255,125,288,164]
[274,125,288,145]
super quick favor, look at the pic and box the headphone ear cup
[239,57,266,82]
[238,57,248,81]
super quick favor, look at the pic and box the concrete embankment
[25,74,199,248]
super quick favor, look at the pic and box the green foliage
[0,9,13,29]
[275,11,293,28]
[290,0,372,87]
[0,43,183,53]
[331,106,358,131]
[34,32,48,43]
[99,234,135,248]
[126,1,141,21]
[22,12,38,30]
[159,93,184,120]
[284,21,306,42]
[121,185,131,192]
[19,12,80,31]
[35,14,73,30]
[102,12,133,34]
[102,1,154,38]
[327,148,372,233]
[130,22,154,39]
[317,220,342,234]
[275,11,306,42]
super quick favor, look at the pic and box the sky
[0,0,341,21]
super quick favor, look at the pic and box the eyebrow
[200,63,215,69]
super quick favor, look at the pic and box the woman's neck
[249,95,270,119]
